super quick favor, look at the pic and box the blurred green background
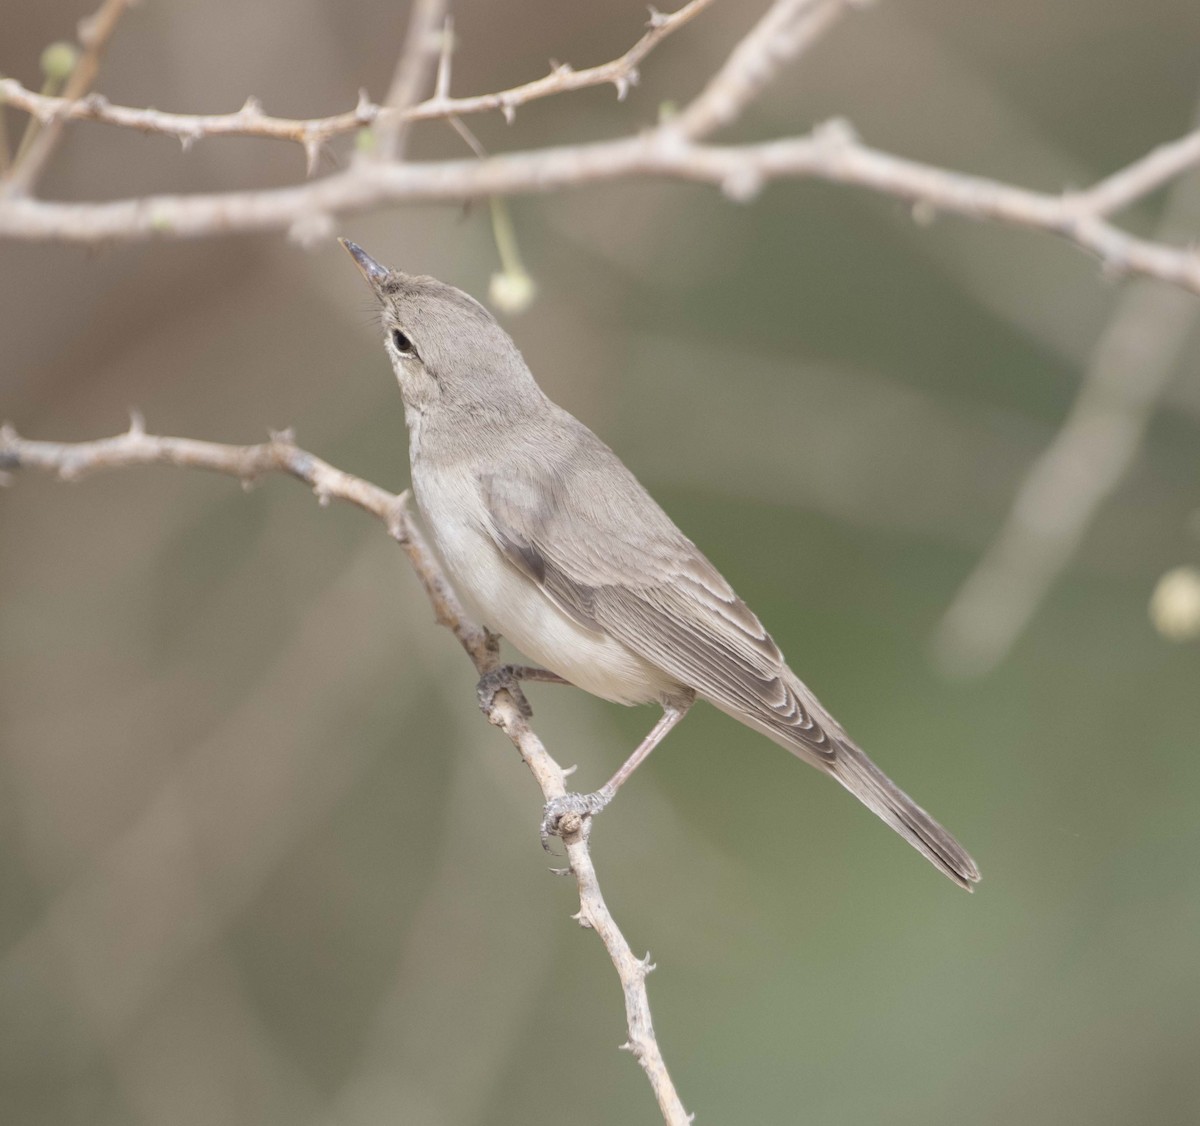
[3,1,1200,1123]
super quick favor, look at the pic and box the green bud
[40,42,79,83]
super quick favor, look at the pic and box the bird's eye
[391,329,415,355]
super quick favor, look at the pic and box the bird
[341,239,980,891]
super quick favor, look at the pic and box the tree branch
[2,122,1200,295]
[2,0,1199,301]
[676,0,854,139]
[0,419,691,1126]
[0,0,715,158]
[932,137,1200,677]
[374,0,447,161]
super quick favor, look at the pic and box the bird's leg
[541,694,694,847]
[476,664,571,719]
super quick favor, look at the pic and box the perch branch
[0,419,691,1126]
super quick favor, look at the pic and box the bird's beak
[339,238,390,295]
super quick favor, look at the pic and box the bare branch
[375,0,447,161]
[1,0,135,197]
[932,149,1200,677]
[3,124,1200,297]
[0,422,691,1126]
[1068,128,1200,217]
[0,0,715,152]
[676,0,855,139]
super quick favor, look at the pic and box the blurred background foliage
[2,0,1199,1123]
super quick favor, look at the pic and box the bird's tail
[831,740,980,890]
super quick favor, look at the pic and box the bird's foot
[540,788,613,850]
[476,665,533,719]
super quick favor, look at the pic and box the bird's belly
[414,478,675,706]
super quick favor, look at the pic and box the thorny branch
[0,0,715,168]
[0,0,1199,299]
[0,420,692,1126]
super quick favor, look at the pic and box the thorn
[638,952,656,975]
[813,116,859,147]
[613,74,632,101]
[1100,249,1131,282]
[548,866,571,877]
[647,7,669,29]
[287,210,334,248]
[618,1040,635,1054]
[240,95,263,117]
[435,16,455,101]
[315,488,331,507]
[178,131,198,153]
[721,166,763,203]
[500,98,515,125]
[127,409,145,437]
[355,88,376,122]
[561,763,578,778]
[303,136,321,177]
[269,427,296,445]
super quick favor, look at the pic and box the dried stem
[0,420,691,1125]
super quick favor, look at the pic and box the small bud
[40,42,79,83]
[489,269,536,314]
[722,166,763,203]
[1149,566,1200,641]
[912,199,937,226]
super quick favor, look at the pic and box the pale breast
[411,463,676,706]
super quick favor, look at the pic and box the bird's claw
[540,789,612,850]
[476,665,533,719]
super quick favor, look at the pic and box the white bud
[1149,565,1200,641]
[489,270,536,314]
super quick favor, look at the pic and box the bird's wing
[478,452,839,765]
[480,435,981,891]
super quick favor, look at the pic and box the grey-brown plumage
[342,240,980,891]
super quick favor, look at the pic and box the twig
[932,153,1200,677]
[0,0,715,152]
[676,0,855,139]
[3,123,1200,297]
[0,419,691,1126]
[1,0,135,197]
[374,0,447,161]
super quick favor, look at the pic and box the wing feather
[480,458,837,763]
